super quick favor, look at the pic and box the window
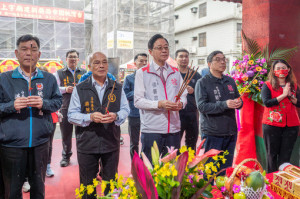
[198,32,206,47]
[199,3,207,18]
[198,59,205,65]
[237,23,242,44]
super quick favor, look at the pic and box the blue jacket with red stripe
[0,67,62,147]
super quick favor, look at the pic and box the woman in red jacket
[261,60,300,173]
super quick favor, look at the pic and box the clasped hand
[226,98,242,109]
[90,112,117,123]
[14,96,43,111]
[158,100,182,111]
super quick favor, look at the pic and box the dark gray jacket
[195,72,242,136]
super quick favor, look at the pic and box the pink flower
[243,55,249,61]
[233,184,241,193]
[221,186,226,193]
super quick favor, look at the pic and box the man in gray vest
[68,52,129,197]
[134,34,187,162]
[54,50,86,167]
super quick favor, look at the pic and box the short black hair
[175,48,189,58]
[207,50,223,63]
[148,34,169,50]
[134,53,147,62]
[66,49,79,58]
[16,34,40,49]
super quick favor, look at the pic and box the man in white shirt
[134,34,187,161]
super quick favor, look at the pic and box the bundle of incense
[28,43,33,91]
[239,72,260,97]
[175,65,199,102]
[105,81,116,114]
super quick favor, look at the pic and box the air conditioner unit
[189,46,197,54]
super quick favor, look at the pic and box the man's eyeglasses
[153,46,170,51]
[213,57,227,62]
[67,56,79,59]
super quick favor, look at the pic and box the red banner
[0,2,84,23]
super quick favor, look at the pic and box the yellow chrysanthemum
[100,181,107,194]
[110,180,115,192]
[93,178,99,187]
[253,79,258,84]
[79,184,85,193]
[248,60,254,65]
[86,185,94,195]
[256,67,262,71]
[179,145,187,153]
[75,188,83,199]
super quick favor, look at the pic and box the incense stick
[175,65,199,102]
[29,42,33,91]
[105,81,116,114]
[177,60,194,98]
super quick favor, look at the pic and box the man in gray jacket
[134,34,187,161]
[195,50,242,171]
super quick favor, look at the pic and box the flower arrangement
[230,30,298,104]
[231,55,269,104]
[75,139,228,199]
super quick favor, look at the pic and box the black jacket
[57,67,86,109]
[195,72,242,136]
[0,68,62,147]
[75,77,122,154]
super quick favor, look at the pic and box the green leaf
[242,30,261,58]
[196,179,205,188]
[282,106,286,108]
[156,185,166,198]
[282,103,285,105]
[202,190,213,198]
[267,117,273,122]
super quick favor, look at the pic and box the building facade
[91,0,175,65]
[0,0,92,65]
[174,0,242,72]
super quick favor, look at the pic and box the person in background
[0,34,62,199]
[39,66,62,177]
[134,34,187,162]
[123,53,147,159]
[261,59,300,173]
[200,67,210,77]
[68,52,129,198]
[54,50,86,167]
[195,50,242,172]
[175,49,201,151]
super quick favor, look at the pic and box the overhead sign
[117,31,133,49]
[0,2,84,23]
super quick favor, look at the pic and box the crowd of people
[0,33,299,199]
